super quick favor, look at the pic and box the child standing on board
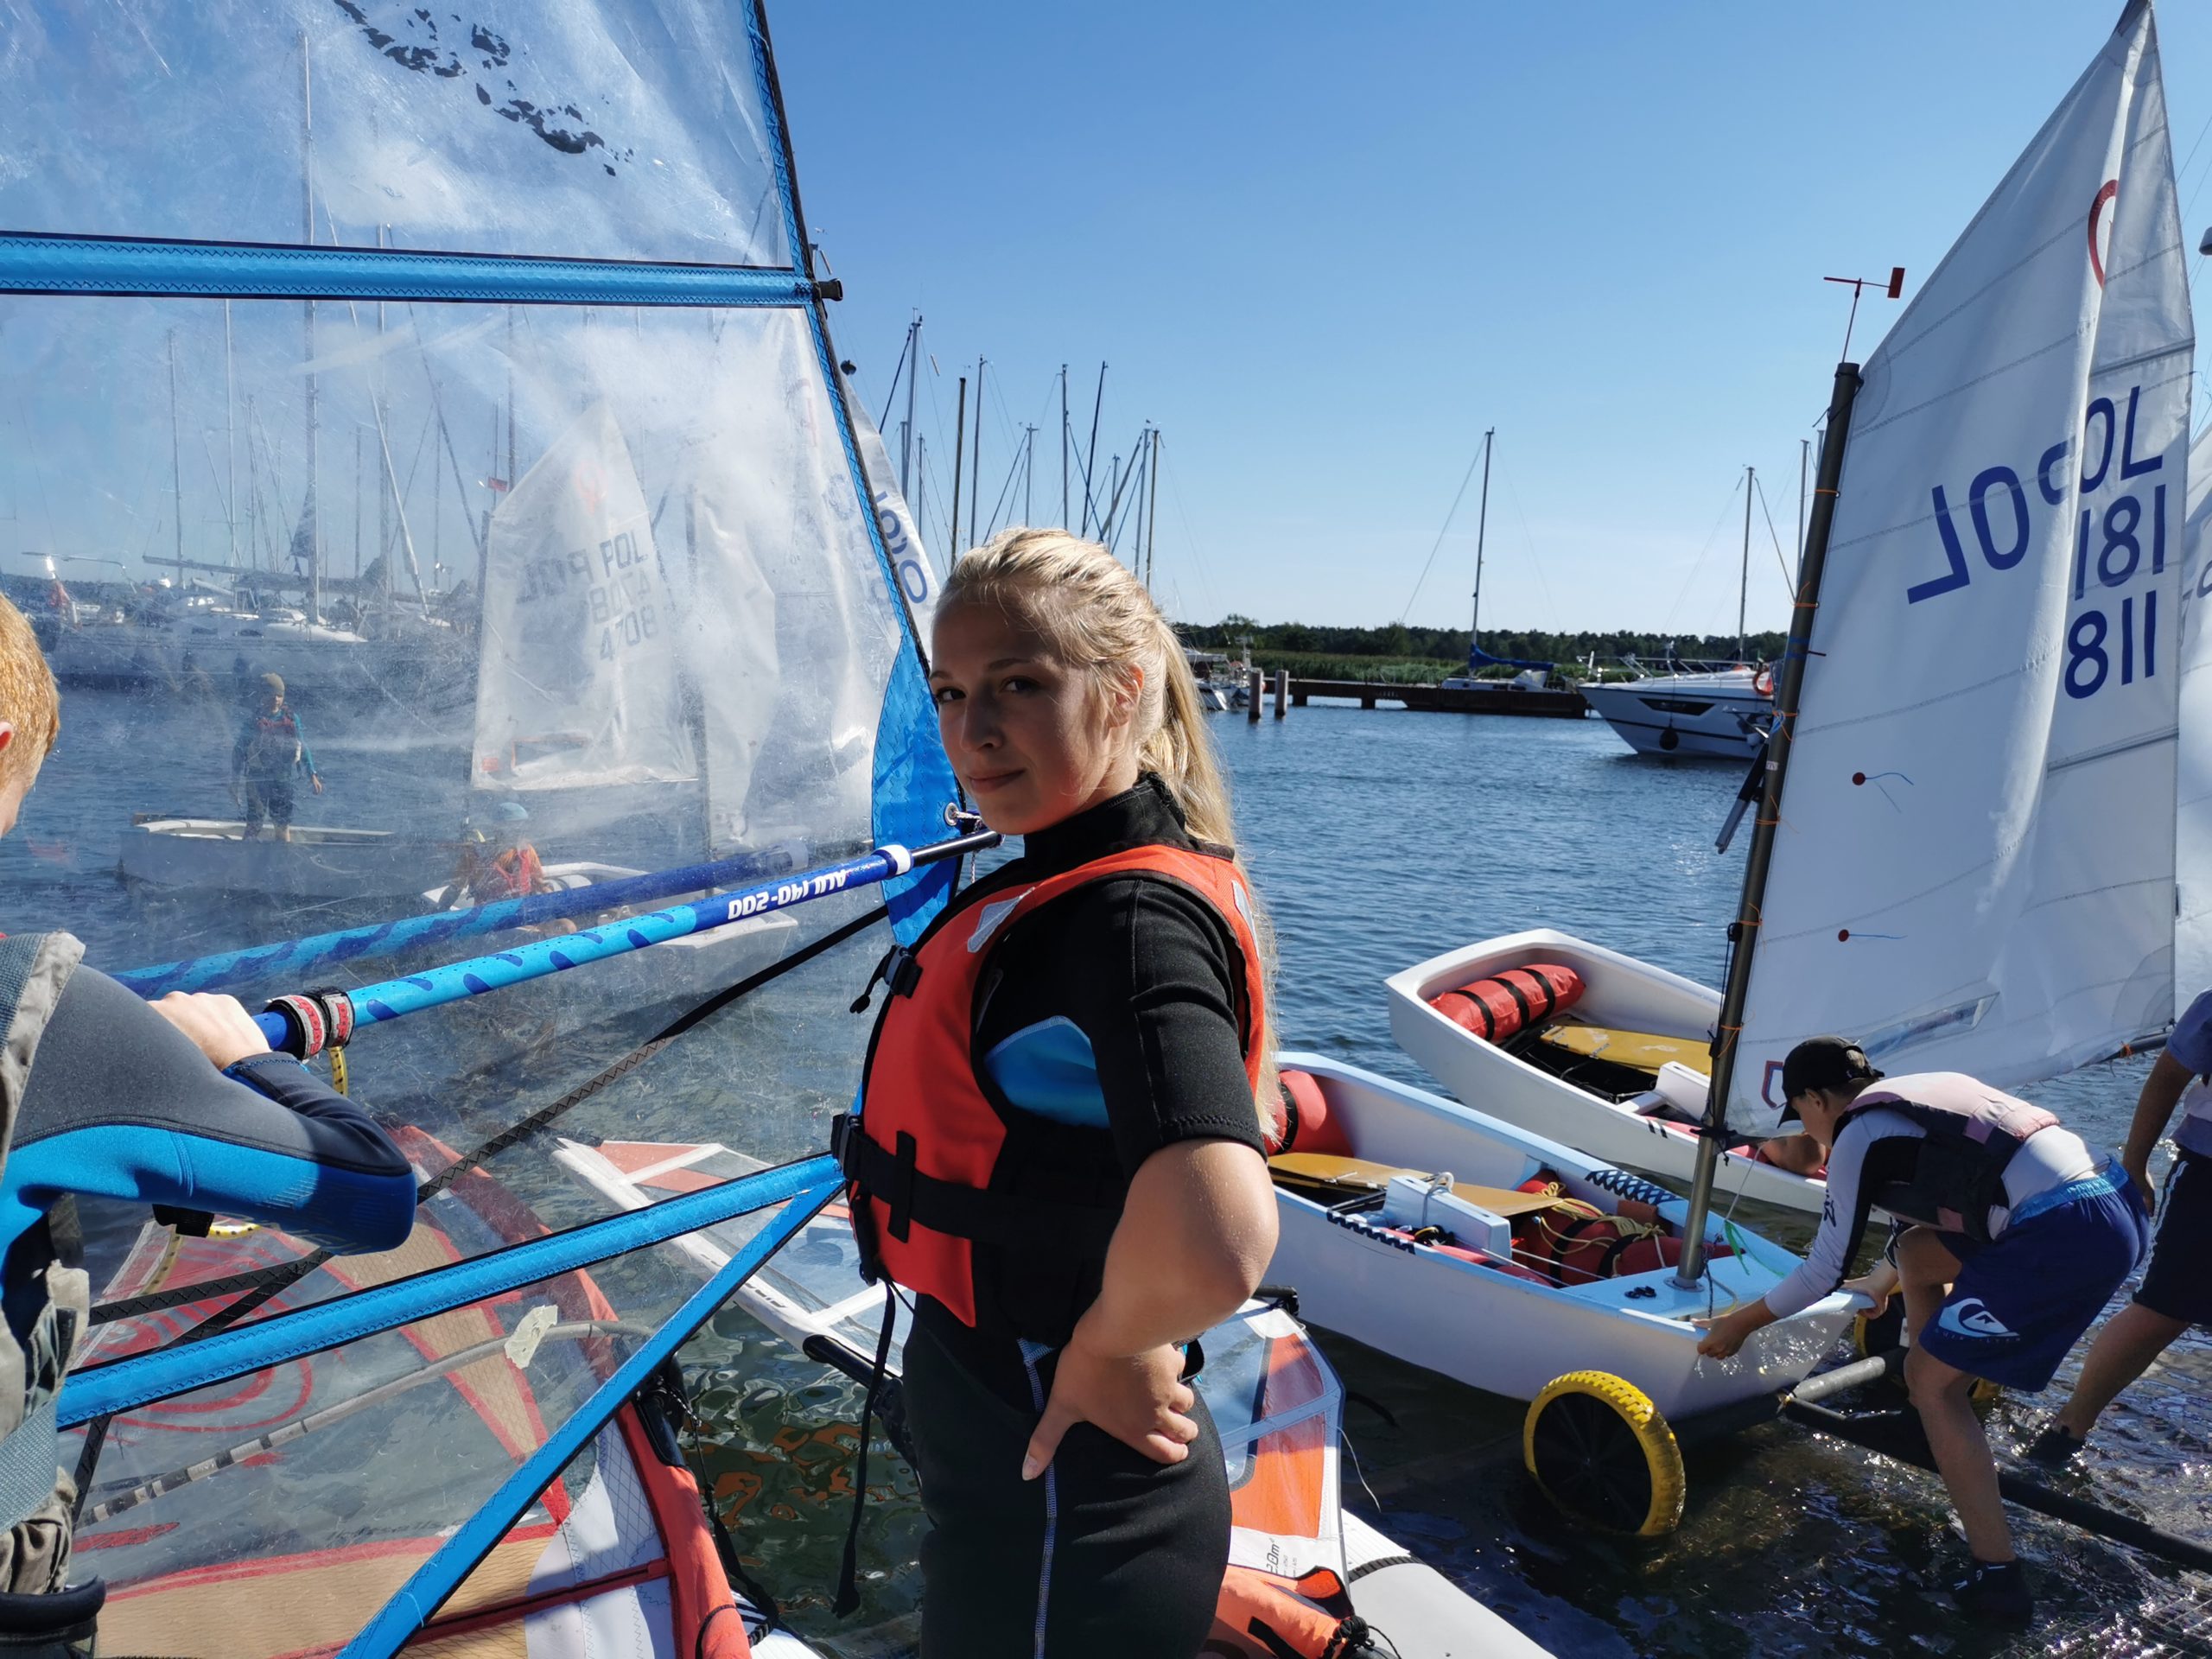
[835,531,1280,1657]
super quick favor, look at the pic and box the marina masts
[166,329,184,583]
[1144,427,1161,589]
[301,30,320,626]
[1674,362,1863,1285]
[1060,364,1070,526]
[969,357,984,550]
[902,313,920,498]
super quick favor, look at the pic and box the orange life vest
[474,844,543,902]
[834,843,1267,1332]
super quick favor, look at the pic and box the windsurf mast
[1674,362,1861,1284]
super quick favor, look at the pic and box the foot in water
[1949,1559,2034,1627]
[2024,1423,2086,1469]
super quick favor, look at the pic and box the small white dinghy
[119,816,458,900]
[1386,929,1828,1213]
[1267,1052,1855,1421]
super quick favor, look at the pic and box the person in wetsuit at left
[0,594,416,1656]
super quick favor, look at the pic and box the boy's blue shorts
[1917,1165,2149,1391]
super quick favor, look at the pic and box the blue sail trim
[340,1175,837,1658]
[58,1154,836,1427]
[744,0,961,946]
[0,232,820,308]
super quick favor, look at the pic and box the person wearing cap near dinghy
[2029,987,2212,1468]
[1694,1037,2147,1628]
[0,594,416,1656]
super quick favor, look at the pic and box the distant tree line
[1176,614,1786,675]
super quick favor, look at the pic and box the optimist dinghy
[1264,1052,1857,1435]
[1387,931,1828,1213]
[556,1136,1557,1659]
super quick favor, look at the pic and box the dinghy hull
[1267,1053,1856,1420]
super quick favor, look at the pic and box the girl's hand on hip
[1022,1332,1197,1480]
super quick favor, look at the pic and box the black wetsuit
[10,967,415,1278]
[899,777,1263,1659]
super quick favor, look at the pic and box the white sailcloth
[1732,0,2193,1126]
[473,399,694,791]
[2176,423,2212,994]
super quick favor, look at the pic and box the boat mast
[901,312,920,498]
[969,357,984,550]
[223,301,237,567]
[1738,462,1754,662]
[1797,439,1809,577]
[948,374,966,556]
[1024,423,1036,525]
[1060,365,1070,526]
[166,328,184,586]
[1082,363,1106,535]
[1469,428,1494,665]
[1144,427,1161,590]
[1675,364,1864,1283]
[302,30,321,626]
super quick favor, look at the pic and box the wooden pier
[1283,677,1586,717]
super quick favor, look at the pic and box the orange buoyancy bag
[1267,1068,1353,1158]
[1211,1566,1372,1659]
[838,843,1267,1332]
[1428,962,1585,1044]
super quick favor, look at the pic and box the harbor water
[10,690,2211,1656]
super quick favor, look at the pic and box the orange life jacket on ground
[834,842,1267,1332]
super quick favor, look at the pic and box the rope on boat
[112,837,835,999]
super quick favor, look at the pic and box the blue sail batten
[59,1154,839,1428]
[340,1175,837,1659]
[0,232,820,308]
[116,840,824,999]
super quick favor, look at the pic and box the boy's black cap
[1778,1036,1883,1119]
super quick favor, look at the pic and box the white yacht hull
[1385,930,1827,1214]
[1580,675,1769,759]
[119,817,454,900]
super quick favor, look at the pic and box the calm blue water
[10,690,2210,1657]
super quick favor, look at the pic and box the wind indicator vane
[1824,266,1906,359]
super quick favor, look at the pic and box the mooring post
[1248,669,1262,722]
[1273,668,1288,719]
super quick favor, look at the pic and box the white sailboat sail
[2174,424,2212,994]
[474,398,694,791]
[1732,0,2193,1125]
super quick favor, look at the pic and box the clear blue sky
[771,1,2212,639]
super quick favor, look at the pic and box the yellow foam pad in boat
[1266,1154,1562,1216]
[1535,1020,1707,1076]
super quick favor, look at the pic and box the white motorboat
[118,816,459,900]
[1578,666,1771,759]
[1386,929,1827,1213]
[1265,1052,1856,1423]
[556,1135,1555,1659]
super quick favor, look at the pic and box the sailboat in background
[1390,2,2190,1227]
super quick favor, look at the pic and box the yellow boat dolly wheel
[1522,1370,1686,1537]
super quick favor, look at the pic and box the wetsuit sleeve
[1761,1113,1921,1318]
[1002,877,1264,1176]
[10,968,416,1256]
[295,717,318,777]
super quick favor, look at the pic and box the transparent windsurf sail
[1,1,958,1649]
